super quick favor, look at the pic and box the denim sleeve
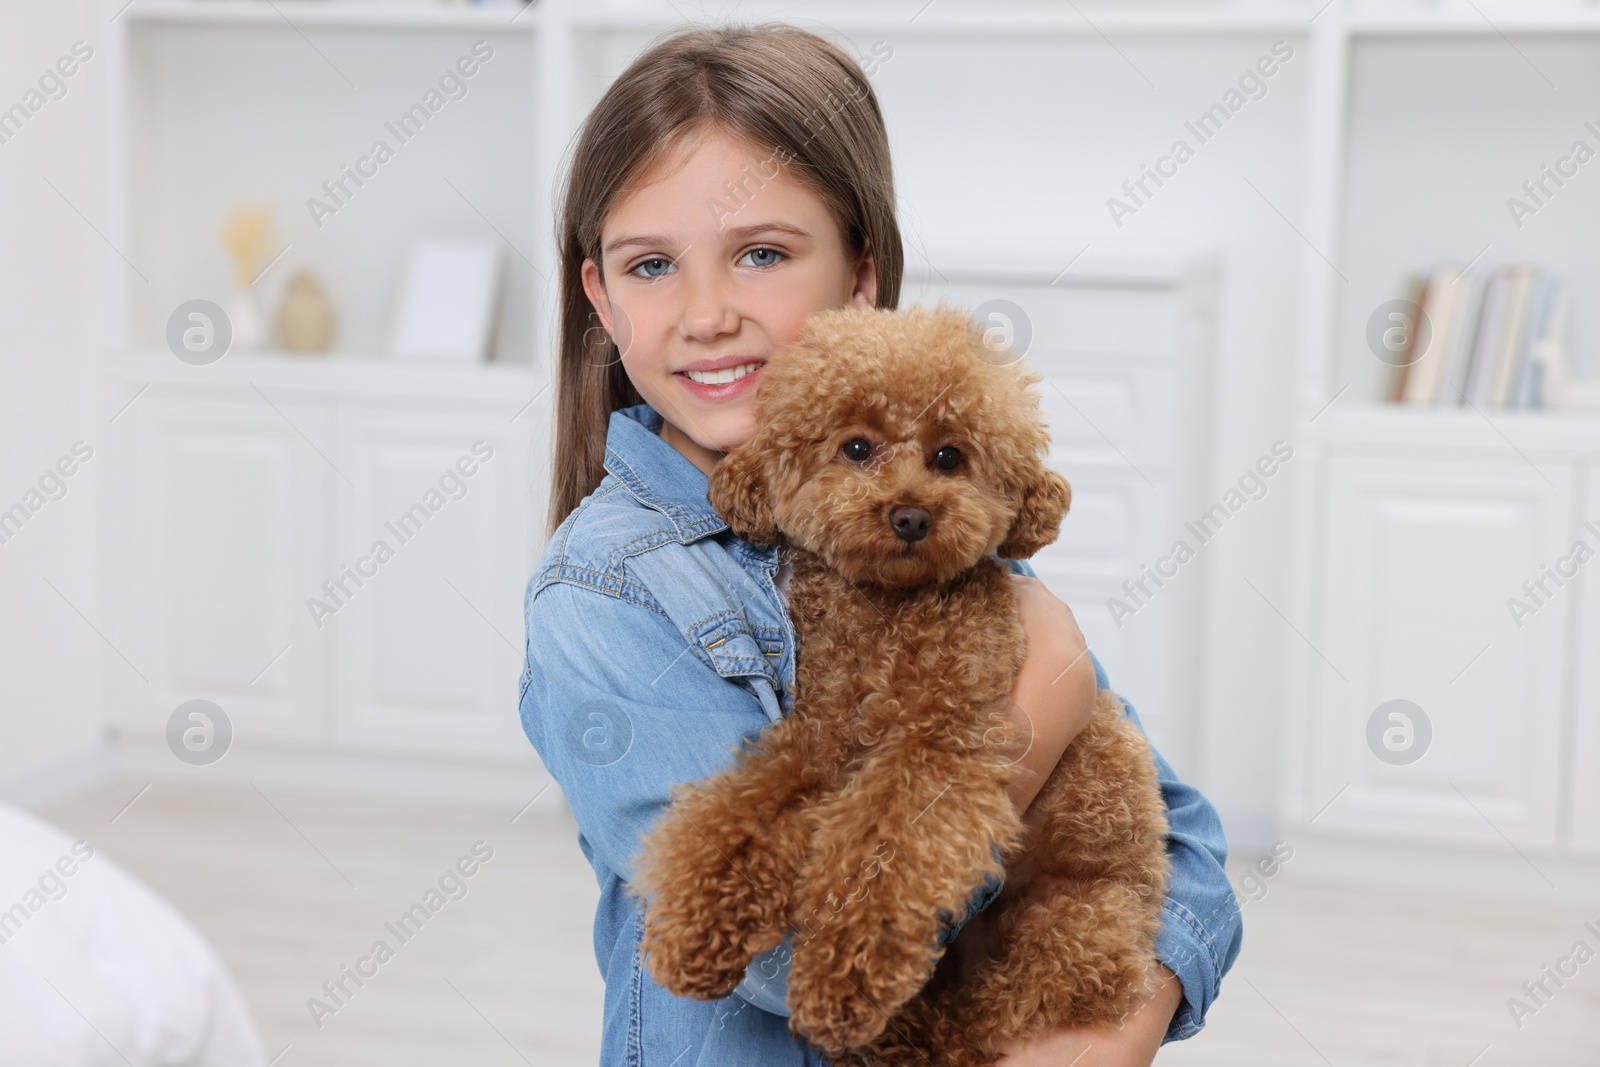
[1101,661,1242,1043]
[1001,553,1242,1043]
[520,577,777,887]
[524,577,832,1061]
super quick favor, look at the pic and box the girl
[519,23,1241,1066]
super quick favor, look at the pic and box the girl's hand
[991,964,1183,1066]
[1002,575,1097,815]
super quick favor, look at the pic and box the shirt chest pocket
[688,612,788,720]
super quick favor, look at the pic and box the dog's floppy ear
[998,464,1071,559]
[708,444,781,545]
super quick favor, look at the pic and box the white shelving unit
[91,0,1600,847]
[1279,1,1600,893]
[99,0,559,803]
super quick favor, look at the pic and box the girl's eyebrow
[603,232,674,255]
[720,221,813,242]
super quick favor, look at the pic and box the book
[1438,270,1487,407]
[1489,265,1537,408]
[1385,274,1427,403]
[1463,269,1511,407]
[1403,267,1463,404]
[1509,277,1554,409]
[1385,262,1571,409]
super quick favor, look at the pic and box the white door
[109,390,328,744]
[1307,453,1575,850]
[1570,463,1600,855]
[331,407,535,758]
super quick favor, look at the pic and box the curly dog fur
[630,304,1172,1064]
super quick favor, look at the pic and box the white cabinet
[332,408,533,757]
[110,391,329,742]
[1276,6,1600,880]
[1307,453,1575,849]
[107,360,542,771]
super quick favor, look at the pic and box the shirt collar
[603,403,731,542]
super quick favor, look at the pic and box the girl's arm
[998,558,1244,1047]
[1005,572,1099,815]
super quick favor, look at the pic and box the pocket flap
[689,612,782,685]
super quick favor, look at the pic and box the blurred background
[2,0,1597,1063]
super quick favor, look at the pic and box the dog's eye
[841,438,873,463]
[934,445,963,471]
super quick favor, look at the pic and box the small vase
[231,287,264,353]
[277,271,334,354]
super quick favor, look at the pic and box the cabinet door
[1033,466,1181,744]
[109,390,328,742]
[1572,464,1600,855]
[331,408,535,758]
[1308,454,1575,850]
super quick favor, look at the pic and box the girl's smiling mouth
[675,356,766,399]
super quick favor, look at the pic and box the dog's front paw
[633,808,795,999]
[640,895,761,999]
[787,964,886,1051]
[786,911,937,1051]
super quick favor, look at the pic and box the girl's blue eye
[631,257,675,279]
[740,247,784,269]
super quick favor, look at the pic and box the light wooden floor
[42,780,1600,1066]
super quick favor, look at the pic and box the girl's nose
[679,272,740,342]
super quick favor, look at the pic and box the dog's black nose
[890,505,931,543]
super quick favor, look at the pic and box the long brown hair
[548,23,903,535]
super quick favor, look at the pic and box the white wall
[0,0,110,803]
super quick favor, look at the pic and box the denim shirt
[519,403,1243,1065]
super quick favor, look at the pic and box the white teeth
[684,362,761,386]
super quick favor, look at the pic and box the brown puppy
[630,304,1171,1065]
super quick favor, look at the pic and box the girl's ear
[848,241,878,309]
[998,466,1071,559]
[581,257,612,329]
[708,445,781,544]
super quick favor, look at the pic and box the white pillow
[0,802,267,1067]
